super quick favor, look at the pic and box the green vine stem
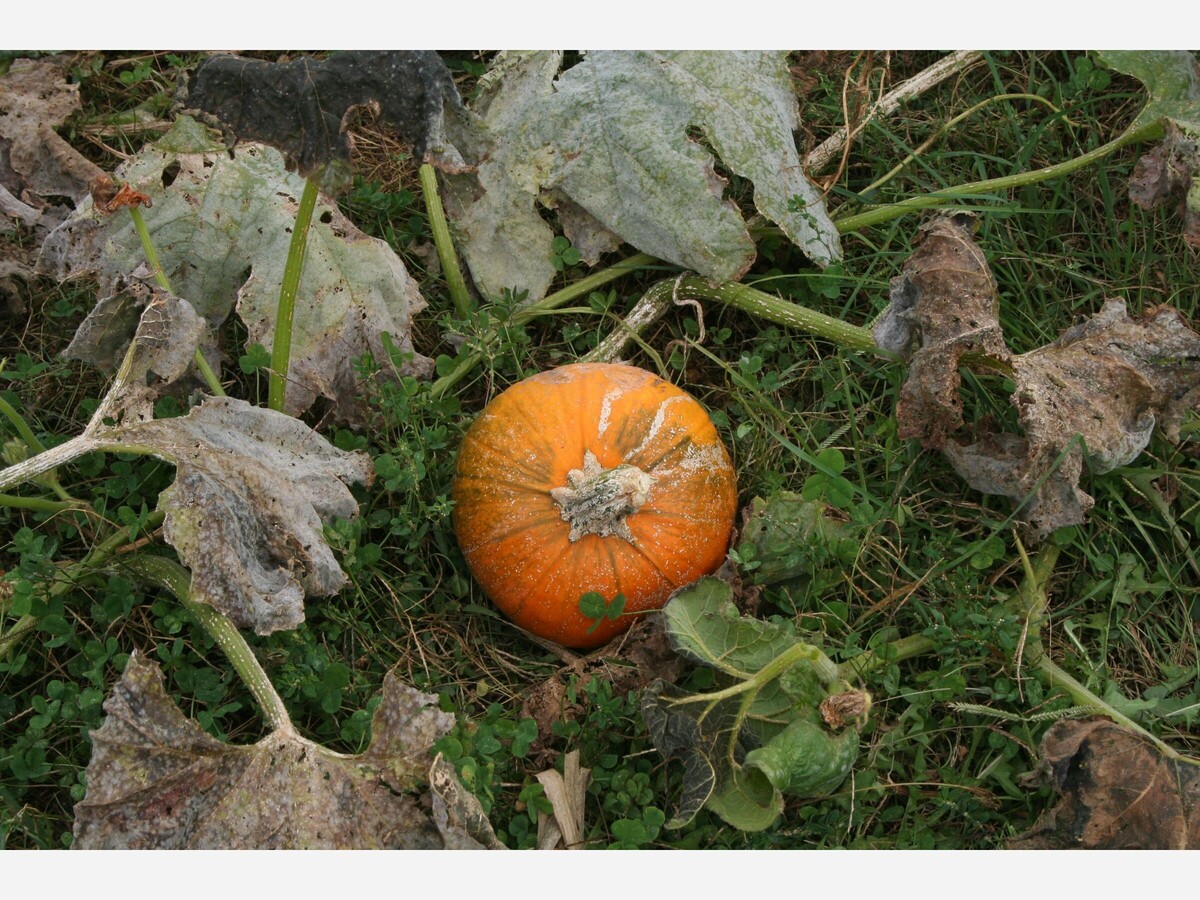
[0,394,48,454]
[122,554,293,733]
[0,509,166,659]
[681,276,880,353]
[588,274,885,366]
[1011,538,1199,766]
[0,492,85,513]
[267,176,321,413]
[129,206,225,398]
[833,119,1163,233]
[419,163,473,319]
[429,252,659,399]
[855,93,1074,201]
[838,633,938,681]
[671,640,842,713]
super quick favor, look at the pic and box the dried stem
[806,50,985,175]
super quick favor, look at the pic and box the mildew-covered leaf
[117,396,372,634]
[877,214,1200,539]
[74,654,499,849]
[1010,718,1200,849]
[446,51,839,303]
[184,51,481,180]
[1,294,372,634]
[0,56,103,210]
[643,577,867,831]
[38,116,431,423]
[438,50,562,303]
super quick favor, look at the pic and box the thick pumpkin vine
[3,49,1200,847]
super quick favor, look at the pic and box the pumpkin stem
[550,450,655,543]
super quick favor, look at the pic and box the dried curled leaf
[63,283,206,424]
[1010,718,1200,849]
[185,51,481,179]
[874,213,1010,448]
[39,116,431,423]
[74,654,498,849]
[875,214,1200,539]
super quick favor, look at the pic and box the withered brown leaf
[74,654,499,849]
[0,57,104,208]
[875,214,1200,539]
[1011,717,1200,850]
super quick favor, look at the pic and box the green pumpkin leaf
[644,576,869,832]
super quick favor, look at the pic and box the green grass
[3,50,1199,849]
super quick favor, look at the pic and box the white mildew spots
[629,395,687,458]
[597,388,619,438]
[653,441,727,480]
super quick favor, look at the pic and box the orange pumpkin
[452,362,738,648]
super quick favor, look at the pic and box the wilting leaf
[875,213,1200,539]
[63,283,207,423]
[185,51,481,180]
[642,678,734,828]
[1010,718,1200,849]
[1097,51,1200,246]
[643,577,867,831]
[445,50,839,303]
[116,396,372,634]
[0,56,103,209]
[39,116,431,422]
[74,654,498,849]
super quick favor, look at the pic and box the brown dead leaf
[0,57,103,208]
[875,214,1200,539]
[1127,124,1200,248]
[522,674,569,743]
[874,213,1010,449]
[74,653,499,849]
[1010,718,1200,849]
[89,174,152,214]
